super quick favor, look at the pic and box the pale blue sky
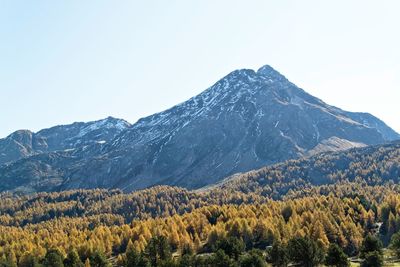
[1,1,399,138]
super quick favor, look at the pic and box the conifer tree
[64,249,84,267]
[125,240,149,267]
[390,232,400,258]
[239,249,266,267]
[325,243,349,267]
[211,250,234,267]
[89,251,110,267]
[18,253,40,267]
[287,237,324,267]
[214,236,245,261]
[268,241,288,267]
[43,249,65,267]
[144,236,172,267]
[361,251,383,267]
[360,235,383,259]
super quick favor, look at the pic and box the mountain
[0,117,130,165]
[0,65,398,193]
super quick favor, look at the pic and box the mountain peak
[95,117,131,129]
[7,129,33,140]
[225,65,285,81]
[222,68,257,83]
[257,65,287,81]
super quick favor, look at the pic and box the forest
[1,183,400,266]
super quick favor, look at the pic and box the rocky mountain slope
[0,65,398,193]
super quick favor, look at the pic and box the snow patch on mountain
[76,117,130,138]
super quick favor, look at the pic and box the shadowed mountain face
[0,65,398,193]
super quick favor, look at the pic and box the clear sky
[0,1,399,138]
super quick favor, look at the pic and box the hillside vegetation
[1,142,400,266]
